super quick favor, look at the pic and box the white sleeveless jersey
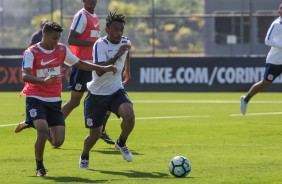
[87,36,131,95]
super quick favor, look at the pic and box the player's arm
[265,22,282,49]
[96,44,131,77]
[22,68,60,84]
[74,60,116,73]
[68,30,95,47]
[64,46,116,74]
[122,52,131,85]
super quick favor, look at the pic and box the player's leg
[61,90,84,119]
[80,126,103,169]
[110,89,135,162]
[33,119,49,177]
[241,63,280,115]
[99,111,115,145]
[79,92,107,169]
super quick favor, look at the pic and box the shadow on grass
[91,169,169,178]
[41,176,108,183]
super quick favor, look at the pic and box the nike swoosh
[94,22,99,27]
[41,58,57,66]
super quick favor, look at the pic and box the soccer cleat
[36,168,47,177]
[240,96,248,115]
[79,156,89,170]
[14,121,30,133]
[100,131,115,145]
[115,143,133,162]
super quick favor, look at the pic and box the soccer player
[62,0,115,145]
[29,19,48,46]
[20,21,116,176]
[79,12,134,170]
[240,3,282,115]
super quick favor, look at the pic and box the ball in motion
[168,156,191,177]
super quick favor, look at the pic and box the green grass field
[1,92,282,184]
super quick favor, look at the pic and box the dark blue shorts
[84,89,132,128]
[264,63,282,82]
[68,66,92,92]
[25,97,65,127]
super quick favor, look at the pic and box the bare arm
[122,52,131,85]
[96,44,131,77]
[22,68,59,84]
[73,60,117,74]
[68,30,95,47]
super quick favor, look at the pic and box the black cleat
[100,131,115,145]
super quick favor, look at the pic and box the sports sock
[244,94,252,102]
[36,160,44,170]
[117,135,127,147]
[81,153,89,160]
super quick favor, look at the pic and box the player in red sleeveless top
[20,22,116,177]
[62,0,115,145]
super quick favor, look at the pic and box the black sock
[102,114,110,132]
[244,94,252,103]
[81,153,89,160]
[36,160,44,170]
[117,135,127,147]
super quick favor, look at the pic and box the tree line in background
[0,0,204,56]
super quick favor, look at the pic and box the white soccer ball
[168,156,191,177]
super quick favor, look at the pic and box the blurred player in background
[79,12,134,170]
[240,3,282,115]
[29,19,48,46]
[20,21,116,176]
[62,0,115,145]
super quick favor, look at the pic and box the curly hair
[105,12,125,27]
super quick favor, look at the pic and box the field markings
[133,100,282,104]
[230,112,282,117]
[0,115,210,128]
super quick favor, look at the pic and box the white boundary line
[0,115,210,127]
[230,112,282,116]
[133,100,282,104]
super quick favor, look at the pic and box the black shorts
[264,63,282,82]
[84,89,132,128]
[68,66,92,92]
[25,97,65,127]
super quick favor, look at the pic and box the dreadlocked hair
[106,12,125,27]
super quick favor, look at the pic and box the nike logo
[94,22,99,28]
[40,58,57,66]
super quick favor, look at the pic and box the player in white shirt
[240,3,282,115]
[79,12,134,170]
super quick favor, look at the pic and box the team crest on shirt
[29,109,37,118]
[75,83,82,91]
[267,74,274,81]
[86,118,93,127]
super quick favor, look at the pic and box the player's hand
[103,65,117,74]
[44,74,60,83]
[115,44,131,58]
[122,71,131,85]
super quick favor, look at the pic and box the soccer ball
[168,156,191,177]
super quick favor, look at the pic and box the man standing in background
[62,0,115,144]
[29,19,48,46]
